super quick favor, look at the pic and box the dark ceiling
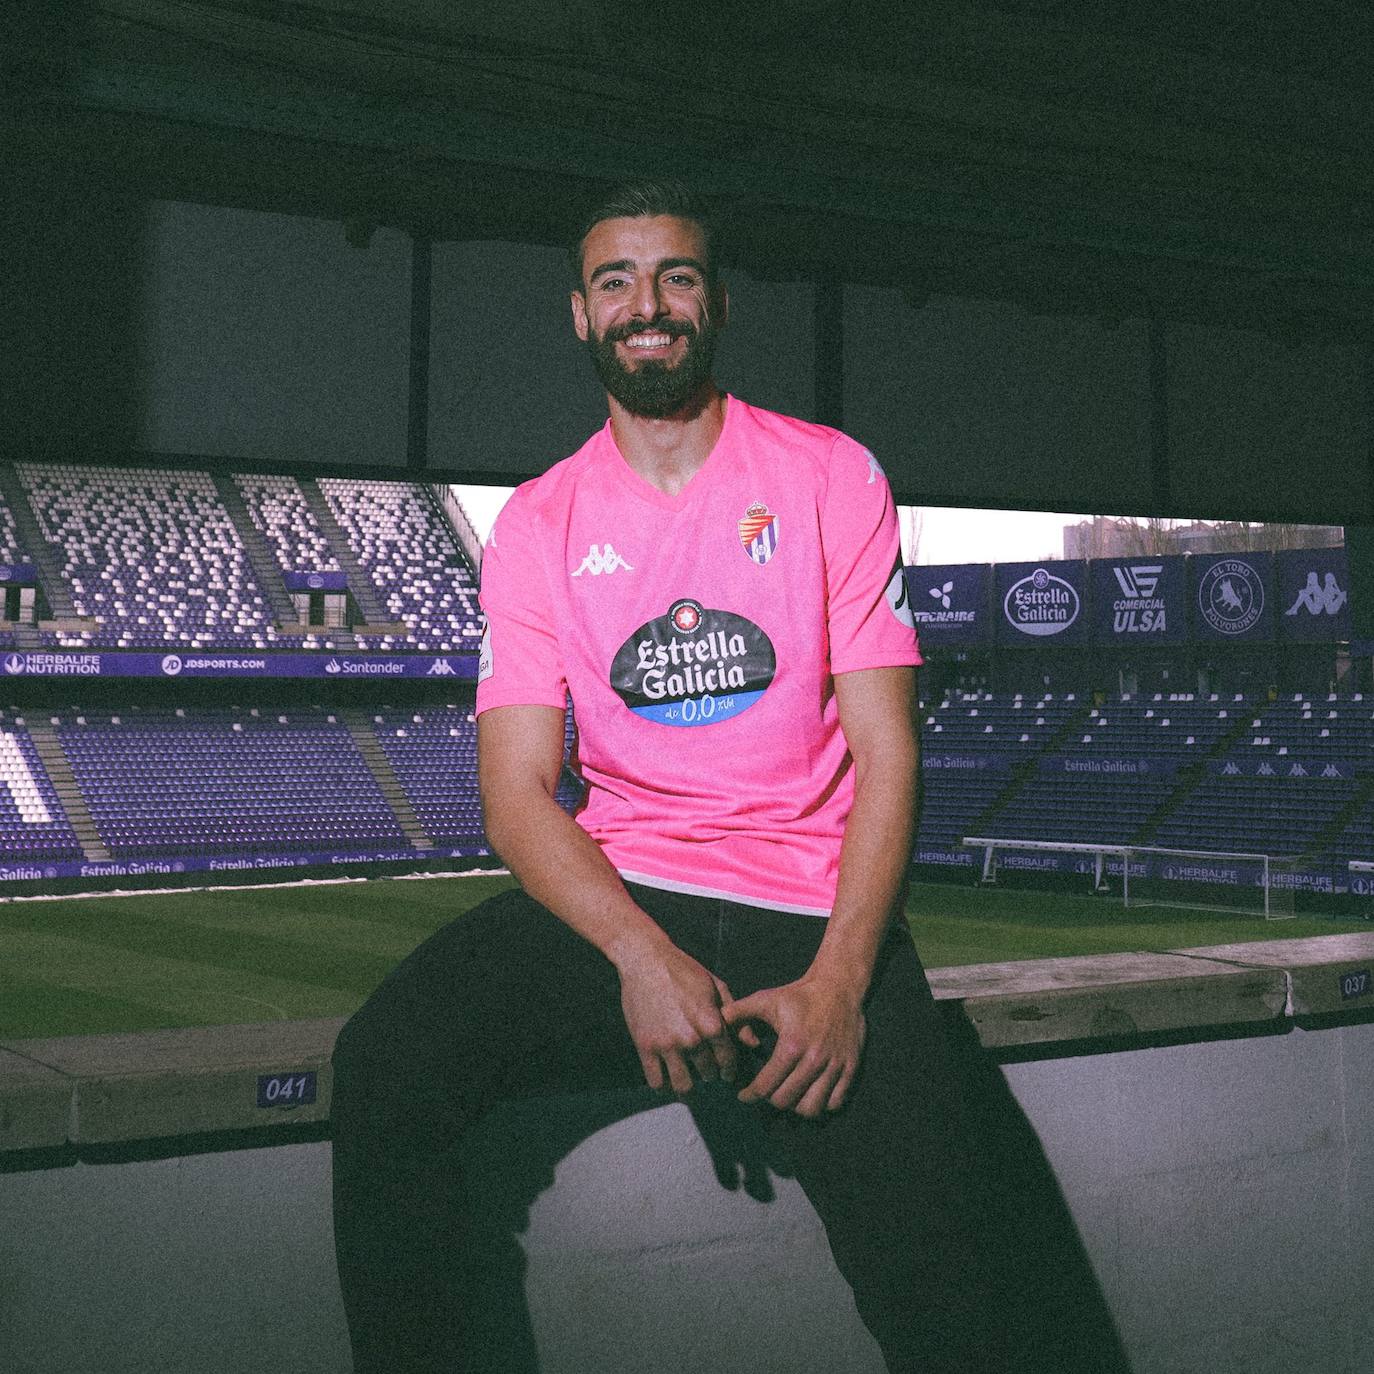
[7,1,1374,342]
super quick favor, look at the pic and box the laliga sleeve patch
[610,598,776,727]
[477,623,493,682]
[885,566,915,628]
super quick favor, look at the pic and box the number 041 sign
[257,1071,318,1108]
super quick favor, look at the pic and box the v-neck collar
[601,395,736,514]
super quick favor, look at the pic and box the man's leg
[728,913,1005,1374]
[330,886,647,1373]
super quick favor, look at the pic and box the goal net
[1118,845,1298,920]
[962,837,1299,920]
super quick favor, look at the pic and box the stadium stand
[0,456,1363,903]
[920,690,1080,753]
[233,474,342,578]
[0,488,30,647]
[976,694,1245,846]
[372,703,582,846]
[18,464,279,650]
[0,493,21,565]
[51,708,411,856]
[371,706,484,845]
[0,724,83,860]
[1150,693,1371,861]
[916,691,1082,851]
[317,478,483,651]
[1151,766,1358,859]
[1243,692,1374,762]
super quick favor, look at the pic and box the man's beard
[585,318,717,419]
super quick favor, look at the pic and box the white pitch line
[0,867,510,905]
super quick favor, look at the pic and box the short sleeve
[821,435,923,674]
[474,490,569,715]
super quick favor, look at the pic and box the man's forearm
[482,786,673,974]
[808,711,919,1002]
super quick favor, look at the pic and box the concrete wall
[5,1013,1372,1374]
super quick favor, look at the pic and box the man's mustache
[602,319,697,344]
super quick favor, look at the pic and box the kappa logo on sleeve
[864,449,884,485]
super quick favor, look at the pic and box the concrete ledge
[929,951,1288,1050]
[1168,932,1374,1017]
[1,1018,343,1147]
[5,935,1374,1152]
[0,1047,72,1151]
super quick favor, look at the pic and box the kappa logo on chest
[572,543,634,577]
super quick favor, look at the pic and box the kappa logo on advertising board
[1199,559,1263,635]
[609,598,776,728]
[738,502,780,566]
[426,658,457,676]
[1004,568,1080,637]
[1110,563,1168,634]
[1285,570,1347,618]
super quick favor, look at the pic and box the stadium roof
[8,1,1374,342]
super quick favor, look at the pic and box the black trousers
[330,884,1005,1373]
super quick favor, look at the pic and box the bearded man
[330,180,1001,1373]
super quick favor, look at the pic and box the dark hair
[569,179,719,288]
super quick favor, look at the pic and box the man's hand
[617,942,749,1095]
[722,977,867,1118]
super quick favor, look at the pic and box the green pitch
[0,873,1367,1040]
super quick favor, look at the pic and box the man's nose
[630,276,665,320]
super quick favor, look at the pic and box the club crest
[737,501,779,566]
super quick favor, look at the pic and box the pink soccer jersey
[476,397,921,915]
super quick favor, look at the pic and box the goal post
[1120,845,1297,920]
[962,837,1299,919]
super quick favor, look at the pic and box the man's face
[571,214,725,418]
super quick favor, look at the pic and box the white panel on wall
[137,202,411,465]
[843,288,1153,512]
[429,240,609,478]
[1167,324,1370,523]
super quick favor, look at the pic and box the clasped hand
[618,946,865,1119]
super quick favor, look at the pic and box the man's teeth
[624,333,673,348]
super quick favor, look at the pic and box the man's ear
[570,289,590,342]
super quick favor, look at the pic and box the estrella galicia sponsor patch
[610,598,776,727]
[737,501,779,566]
[885,565,915,629]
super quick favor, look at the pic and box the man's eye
[599,277,628,291]
[666,274,698,287]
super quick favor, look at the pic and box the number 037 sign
[257,1071,318,1108]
